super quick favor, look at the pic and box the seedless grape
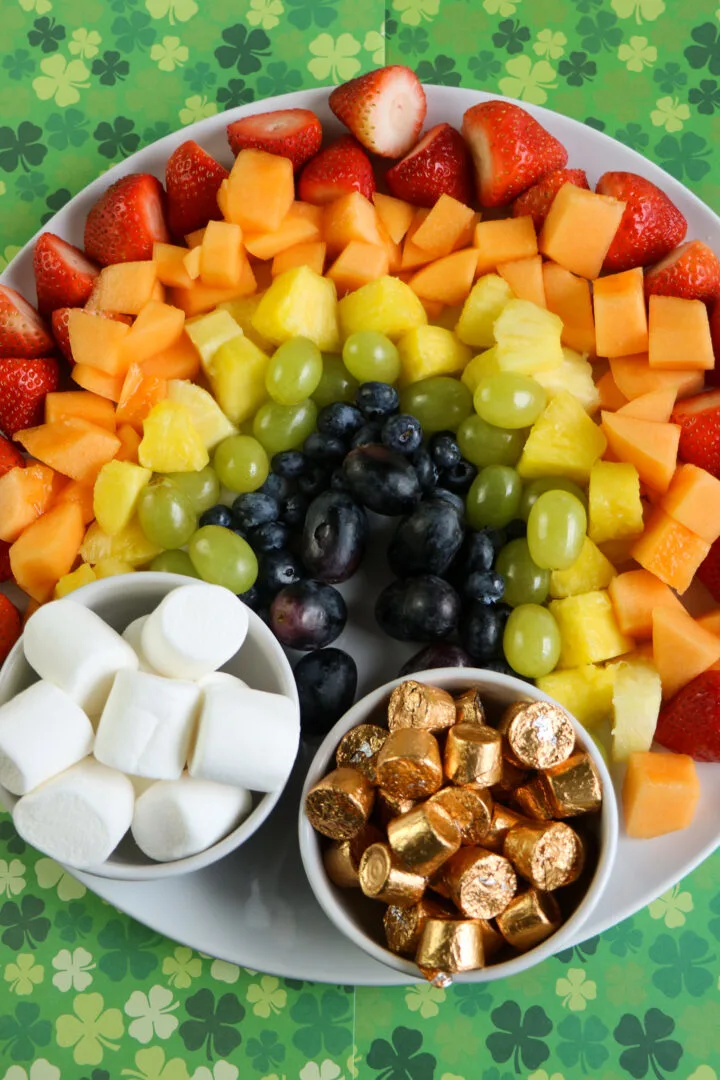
[527,490,587,570]
[399,377,472,434]
[165,466,220,514]
[189,525,258,593]
[503,603,561,677]
[343,331,401,383]
[520,476,588,521]
[457,415,525,467]
[213,435,269,493]
[253,399,318,456]
[466,465,523,529]
[495,538,550,607]
[265,337,323,405]
[474,373,547,429]
[149,550,199,577]
[137,482,197,549]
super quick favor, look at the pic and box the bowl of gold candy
[298,668,618,984]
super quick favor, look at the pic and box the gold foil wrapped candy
[304,767,375,840]
[438,846,517,919]
[444,724,503,787]
[499,701,575,769]
[387,680,457,734]
[539,752,602,817]
[504,820,585,891]
[387,802,461,876]
[481,803,531,854]
[376,728,443,799]
[415,918,485,974]
[512,777,555,821]
[427,786,493,846]
[335,724,388,782]
[358,842,426,906]
[375,788,416,828]
[491,758,529,800]
[323,823,385,888]
[384,897,451,956]
[454,688,486,726]
[497,889,562,952]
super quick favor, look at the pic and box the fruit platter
[1,70,720,985]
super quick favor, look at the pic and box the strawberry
[32,232,99,315]
[512,168,589,231]
[227,109,322,172]
[462,100,568,208]
[0,432,24,477]
[671,389,720,478]
[595,172,687,274]
[51,307,132,364]
[645,239,720,304]
[0,286,54,359]
[0,594,21,666]
[0,541,11,585]
[385,123,472,208]
[697,537,720,602]
[298,136,376,205]
[165,141,229,240]
[707,298,720,388]
[0,356,59,438]
[329,65,426,158]
[655,669,720,761]
[84,173,169,265]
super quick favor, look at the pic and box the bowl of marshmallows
[0,573,300,879]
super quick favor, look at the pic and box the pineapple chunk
[494,299,564,374]
[549,536,617,598]
[534,348,600,414]
[93,557,136,578]
[518,391,607,483]
[536,663,617,728]
[588,460,643,545]
[549,589,634,668]
[461,347,500,394]
[397,326,471,385]
[185,309,243,368]
[80,518,162,567]
[611,657,662,762]
[166,380,237,449]
[139,401,209,473]
[93,460,152,537]
[207,336,270,426]
[455,274,513,348]
[337,275,427,340]
[54,563,97,599]
[216,295,273,352]
[253,266,340,351]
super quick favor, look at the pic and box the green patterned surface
[1,0,720,1076]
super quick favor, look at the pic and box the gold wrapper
[428,786,494,846]
[499,701,575,769]
[375,788,416,828]
[323,823,385,888]
[335,724,388,783]
[454,688,486,726]
[478,918,505,961]
[416,918,485,974]
[376,728,443,799]
[384,897,451,956]
[387,681,457,734]
[481,803,531,854]
[496,889,562,952]
[512,778,555,821]
[439,846,517,919]
[504,820,585,890]
[491,759,530,800]
[387,802,461,876]
[539,752,602,817]
[305,767,375,840]
[359,842,427,906]
[445,724,503,787]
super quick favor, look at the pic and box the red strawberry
[84,173,169,265]
[512,168,589,231]
[0,541,11,585]
[165,141,229,240]
[0,356,59,438]
[32,233,99,315]
[671,389,720,478]
[298,136,376,205]
[0,594,21,666]
[655,669,720,761]
[462,100,568,208]
[697,537,720,602]
[595,172,687,274]
[0,286,54,359]
[645,239,720,304]
[227,109,322,172]
[51,307,131,364]
[329,65,426,158]
[385,123,472,208]
[707,298,720,387]
[0,432,24,477]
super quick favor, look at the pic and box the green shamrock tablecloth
[2,1,720,1077]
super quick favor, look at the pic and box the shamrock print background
[2,0,720,1076]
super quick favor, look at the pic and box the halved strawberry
[298,136,376,206]
[84,173,169,265]
[0,432,24,477]
[51,306,132,364]
[0,594,21,666]
[645,240,720,304]
[165,140,229,240]
[512,168,589,231]
[0,286,54,359]
[671,388,720,477]
[227,109,322,172]
[655,669,720,761]
[0,541,11,585]
[0,356,59,438]
[595,172,687,273]
[462,100,568,208]
[386,123,472,208]
[329,65,426,158]
[33,232,99,315]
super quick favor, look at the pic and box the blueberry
[257,549,304,597]
[272,450,308,478]
[460,602,507,661]
[248,520,291,553]
[350,421,382,449]
[280,492,309,529]
[375,575,461,642]
[199,503,233,529]
[304,431,347,462]
[232,492,280,531]
[426,487,465,518]
[463,570,505,605]
[429,431,461,470]
[441,459,477,493]
[259,472,290,502]
[461,529,503,574]
[317,402,364,440]
[294,647,358,737]
[356,381,399,421]
[237,584,262,611]
[298,464,331,498]
[381,413,423,455]
[412,448,439,493]
[330,468,349,492]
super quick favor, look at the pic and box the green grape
[137,481,197,549]
[496,538,550,607]
[466,465,523,529]
[342,331,401,383]
[213,435,269,493]
[149,550,199,578]
[457,415,526,467]
[527,490,587,570]
[399,377,472,434]
[253,399,317,456]
[189,525,258,594]
[312,354,359,409]
[165,466,220,514]
[503,603,561,678]
[265,337,323,405]
[520,476,588,521]
[474,373,547,430]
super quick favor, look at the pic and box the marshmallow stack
[132,775,253,862]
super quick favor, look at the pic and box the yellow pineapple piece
[588,460,643,545]
[536,663,617,728]
[461,347,500,394]
[253,266,340,351]
[93,557,136,578]
[207,336,270,426]
[549,589,634,668]
[534,347,600,414]
[139,401,209,473]
[54,563,97,599]
[397,326,471,385]
[80,518,162,568]
[455,274,513,348]
[184,309,243,368]
[337,275,426,340]
[611,656,662,762]
[518,391,607,483]
[216,294,272,352]
[493,299,564,374]
[93,460,152,537]
[549,536,617,598]
[166,379,237,449]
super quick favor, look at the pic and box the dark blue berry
[280,492,309,529]
[317,402,364,439]
[232,492,280,531]
[484,657,526,680]
[381,413,423,455]
[237,584,262,611]
[199,504,233,529]
[441,459,477,493]
[350,422,382,449]
[304,431,347,462]
[257,549,304,597]
[356,381,399,421]
[426,487,465,517]
[330,468,349,492]
[248,520,291,553]
[412,448,439,493]
[460,602,506,661]
[272,450,308,478]
[298,465,331,498]
[429,431,461,470]
[463,570,505,605]
[259,472,290,502]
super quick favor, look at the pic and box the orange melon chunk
[141,332,201,381]
[539,183,625,280]
[648,295,715,371]
[68,310,132,377]
[497,255,546,308]
[652,604,720,698]
[593,267,648,357]
[373,193,415,245]
[200,220,245,288]
[116,365,168,430]
[9,501,85,603]
[616,387,677,422]
[223,149,294,233]
[631,506,710,594]
[323,192,383,255]
[0,464,57,543]
[409,249,478,306]
[16,419,121,484]
[377,220,402,273]
[92,262,158,315]
[661,462,720,543]
[71,364,124,403]
[115,423,141,463]
[412,194,476,259]
[400,210,433,271]
[474,216,538,276]
[169,266,257,316]
[608,568,685,639]
[541,262,595,355]
[184,228,206,249]
[326,242,389,296]
[53,478,95,524]
[601,411,680,492]
[45,391,116,431]
[596,370,628,412]
[623,751,699,839]
[272,240,326,278]
[609,353,704,402]
[183,245,201,280]
[697,609,720,636]
[153,243,194,289]
[122,300,185,365]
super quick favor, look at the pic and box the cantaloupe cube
[153,243,194,289]
[519,391,607,482]
[224,149,294,233]
[653,604,720,698]
[412,195,476,259]
[661,463,720,543]
[542,262,596,355]
[617,387,677,422]
[409,249,478,306]
[185,228,206,248]
[596,371,628,412]
[536,663,617,728]
[122,300,185,365]
[183,245,202,280]
[593,267,648,358]
[609,353,704,402]
[115,423,141,463]
[373,193,415,245]
[244,202,322,261]
[116,365,168,430]
[631,506,710,594]
[697,609,720,636]
[10,501,85,602]
[648,295,714,370]
[45,391,116,431]
[455,274,513,348]
[539,184,626,280]
[53,478,95,524]
[272,240,326,278]
[68,310,132,377]
[397,325,471,386]
[376,220,402,273]
[326,241,389,295]
[608,568,685,639]
[72,364,124,403]
[549,537,617,599]
[601,411,680,493]
[623,751,699,839]
[252,265,339,351]
[323,192,383,255]
[338,275,427,341]
[0,464,57,543]
[549,589,634,668]
[588,460,643,545]
[16,419,121,484]
[141,332,201,381]
[497,255,545,308]
[474,216,538,276]
[199,220,244,289]
[400,209,433,271]
[54,562,97,599]
[92,262,158,315]
[169,266,257,316]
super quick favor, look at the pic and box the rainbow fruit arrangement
[1,66,720,841]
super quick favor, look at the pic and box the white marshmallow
[189,682,299,793]
[197,671,247,690]
[0,681,95,796]
[13,758,134,869]
[132,774,252,862]
[94,669,200,779]
[141,583,249,680]
[122,617,160,674]
[24,600,139,716]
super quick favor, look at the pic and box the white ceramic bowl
[299,667,618,982]
[0,572,300,880]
